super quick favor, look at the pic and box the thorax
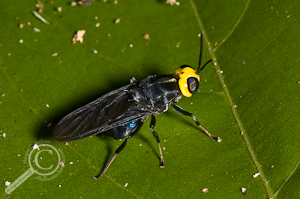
[130,75,181,114]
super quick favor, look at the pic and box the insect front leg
[171,104,222,142]
[93,121,144,179]
[150,115,165,168]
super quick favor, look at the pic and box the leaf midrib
[188,0,273,198]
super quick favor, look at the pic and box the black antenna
[196,31,212,74]
[198,59,212,74]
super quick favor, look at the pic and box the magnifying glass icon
[5,144,61,194]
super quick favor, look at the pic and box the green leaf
[1,0,299,198]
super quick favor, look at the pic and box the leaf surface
[1,0,299,198]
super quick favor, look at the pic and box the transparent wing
[53,84,150,141]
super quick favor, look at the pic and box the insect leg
[171,104,222,142]
[150,115,165,168]
[93,121,144,179]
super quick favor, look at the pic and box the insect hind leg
[93,121,144,179]
[171,104,222,142]
[150,115,165,168]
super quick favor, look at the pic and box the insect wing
[53,84,150,141]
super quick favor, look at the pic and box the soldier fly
[53,31,222,179]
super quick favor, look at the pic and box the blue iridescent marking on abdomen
[128,120,138,128]
[120,119,138,129]
[106,119,140,140]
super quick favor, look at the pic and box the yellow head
[174,65,200,97]
[174,31,212,97]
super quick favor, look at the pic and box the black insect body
[53,32,222,179]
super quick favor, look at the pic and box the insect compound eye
[187,77,199,94]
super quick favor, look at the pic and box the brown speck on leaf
[4,181,11,187]
[107,33,111,37]
[253,172,260,178]
[143,34,150,40]
[241,61,246,65]
[36,2,44,13]
[232,105,237,108]
[78,0,94,6]
[19,24,24,28]
[65,142,69,146]
[271,165,274,168]
[201,188,208,193]
[115,18,120,24]
[72,30,86,44]
[214,42,218,47]
[166,0,177,5]
[241,188,247,195]
[287,15,290,18]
